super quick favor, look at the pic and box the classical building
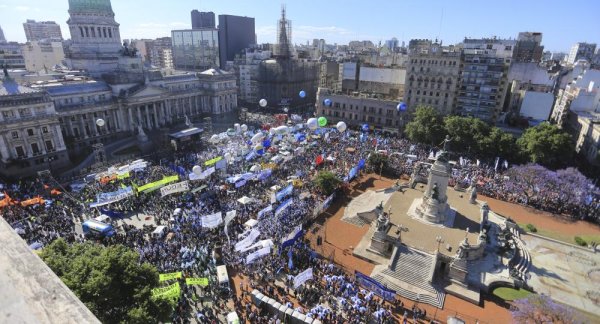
[22,20,63,41]
[316,87,408,134]
[171,29,219,71]
[22,41,65,72]
[405,40,461,115]
[0,73,69,177]
[456,38,515,123]
[64,0,123,76]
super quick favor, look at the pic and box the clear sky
[1,0,599,52]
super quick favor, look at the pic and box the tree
[444,116,490,155]
[512,294,583,323]
[368,152,389,174]
[314,170,341,196]
[40,239,173,324]
[404,105,446,145]
[516,122,574,168]
[479,127,518,161]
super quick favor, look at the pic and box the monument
[368,203,393,256]
[413,136,454,224]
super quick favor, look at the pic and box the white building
[22,41,65,72]
[552,68,600,125]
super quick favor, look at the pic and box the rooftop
[0,77,39,96]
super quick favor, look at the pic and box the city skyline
[0,0,599,52]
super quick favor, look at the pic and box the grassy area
[492,287,532,301]
[519,223,600,246]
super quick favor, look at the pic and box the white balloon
[275,125,289,135]
[269,128,276,136]
[241,124,248,132]
[259,99,268,107]
[96,119,105,127]
[192,165,202,176]
[250,164,262,172]
[234,123,241,132]
[251,132,264,144]
[210,134,219,142]
[307,118,318,131]
[336,121,347,133]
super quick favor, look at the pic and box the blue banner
[281,225,304,250]
[322,194,334,211]
[235,179,247,188]
[275,198,293,217]
[355,271,396,301]
[348,166,359,180]
[99,208,124,218]
[276,184,294,202]
[258,169,272,181]
[358,159,366,170]
[257,205,273,219]
[246,152,256,161]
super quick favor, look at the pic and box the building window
[79,27,84,37]
[42,126,49,134]
[84,27,89,37]
[108,28,112,38]
[15,146,25,158]
[45,141,54,152]
[31,143,40,155]
[378,108,382,115]
[11,131,19,139]
[368,116,375,122]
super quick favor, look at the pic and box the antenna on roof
[437,8,444,41]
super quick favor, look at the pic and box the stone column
[153,103,159,127]
[79,115,87,138]
[127,106,134,131]
[136,106,143,128]
[54,125,66,150]
[0,133,11,160]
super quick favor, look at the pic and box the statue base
[368,229,393,257]
[415,196,450,224]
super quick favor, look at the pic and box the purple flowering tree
[504,164,553,201]
[512,294,583,323]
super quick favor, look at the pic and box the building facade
[513,32,543,63]
[64,0,123,75]
[456,38,515,123]
[22,41,65,72]
[191,10,216,29]
[567,42,597,65]
[171,29,219,71]
[405,40,461,115]
[217,15,255,69]
[316,87,409,134]
[0,76,69,177]
[22,20,63,41]
[147,37,173,69]
[0,42,26,69]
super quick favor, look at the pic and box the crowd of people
[1,113,599,323]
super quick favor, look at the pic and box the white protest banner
[90,186,134,207]
[274,198,293,217]
[160,181,189,197]
[240,239,274,253]
[235,228,260,252]
[245,246,271,264]
[293,268,313,289]
[188,173,201,181]
[201,212,222,228]
[223,210,237,244]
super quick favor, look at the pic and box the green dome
[68,0,113,13]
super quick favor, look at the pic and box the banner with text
[293,268,313,289]
[160,181,190,197]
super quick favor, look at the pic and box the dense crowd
[1,114,599,323]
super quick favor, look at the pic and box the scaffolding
[274,5,292,59]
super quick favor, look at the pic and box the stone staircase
[511,227,531,280]
[372,246,446,308]
[341,215,369,227]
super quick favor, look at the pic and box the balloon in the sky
[318,117,327,127]
[259,99,268,107]
[241,124,248,132]
[299,90,306,98]
[192,165,202,176]
[397,102,407,112]
[336,121,347,133]
[307,118,318,130]
[323,98,332,107]
[96,119,105,127]
[362,124,370,132]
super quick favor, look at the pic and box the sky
[1,0,599,52]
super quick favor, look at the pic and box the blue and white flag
[293,268,313,289]
[322,194,334,211]
[257,205,273,219]
[245,246,271,264]
[201,212,222,228]
[281,225,303,249]
[258,169,272,181]
[275,198,293,217]
[494,157,500,171]
[276,184,294,202]
[235,228,261,252]
[235,179,247,188]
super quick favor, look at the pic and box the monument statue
[409,164,422,189]
[431,182,439,201]
[469,181,477,204]
[376,208,389,233]
[442,135,451,151]
[136,123,148,142]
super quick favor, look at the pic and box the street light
[436,235,444,253]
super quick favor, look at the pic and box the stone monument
[414,136,452,223]
[369,202,393,256]
[468,179,477,204]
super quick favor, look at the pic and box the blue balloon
[247,140,253,146]
[299,90,306,98]
[362,124,369,132]
[262,139,271,148]
[397,102,407,111]
[323,98,332,107]
[257,149,264,155]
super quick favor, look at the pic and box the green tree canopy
[314,170,341,196]
[516,122,573,168]
[40,239,173,324]
[368,152,389,173]
[444,116,490,154]
[404,105,446,145]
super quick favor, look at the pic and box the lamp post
[436,235,444,253]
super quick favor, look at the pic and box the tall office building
[64,0,124,75]
[218,15,255,68]
[0,26,6,43]
[148,37,173,69]
[567,42,597,65]
[191,10,215,29]
[514,32,543,63]
[405,40,461,115]
[456,37,515,123]
[22,20,63,41]
[171,29,219,71]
